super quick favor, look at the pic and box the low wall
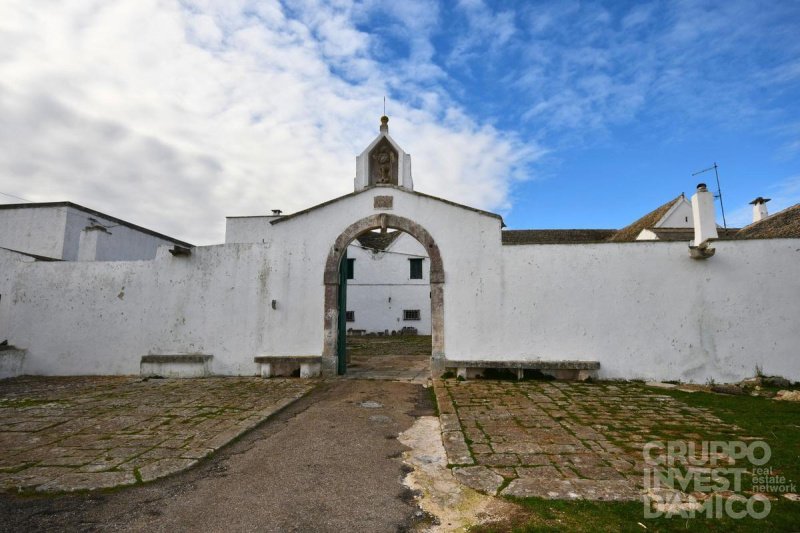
[2,223,798,383]
[476,238,800,383]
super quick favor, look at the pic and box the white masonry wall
[658,198,693,228]
[346,232,431,334]
[64,207,184,261]
[2,185,799,383]
[0,206,68,259]
[484,239,800,383]
[0,205,186,261]
[4,243,319,376]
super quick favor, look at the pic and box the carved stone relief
[368,138,399,185]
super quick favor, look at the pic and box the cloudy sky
[1,0,799,244]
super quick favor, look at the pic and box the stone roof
[607,195,684,243]
[735,203,800,239]
[502,229,617,245]
[647,227,740,241]
[354,231,403,251]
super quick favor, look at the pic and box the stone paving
[345,335,431,382]
[346,353,430,382]
[434,379,742,501]
[0,376,314,493]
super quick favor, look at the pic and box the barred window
[403,309,420,321]
[345,311,355,322]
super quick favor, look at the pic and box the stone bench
[254,356,321,378]
[0,346,26,379]
[444,360,600,381]
[140,354,213,378]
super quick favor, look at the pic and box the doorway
[323,214,444,378]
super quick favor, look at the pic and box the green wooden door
[336,252,348,375]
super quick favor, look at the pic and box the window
[345,310,355,322]
[346,258,355,280]
[409,258,423,279]
[404,309,420,321]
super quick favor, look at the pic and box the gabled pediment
[355,117,413,191]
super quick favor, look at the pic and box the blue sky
[1,0,799,242]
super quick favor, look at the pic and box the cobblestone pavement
[345,335,431,382]
[0,376,314,493]
[435,379,742,501]
[346,354,430,382]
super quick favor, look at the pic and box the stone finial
[380,115,389,134]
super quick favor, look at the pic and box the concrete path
[0,380,435,533]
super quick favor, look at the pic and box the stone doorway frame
[322,213,445,377]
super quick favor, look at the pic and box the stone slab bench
[140,354,213,378]
[254,356,321,378]
[0,346,26,379]
[444,360,600,381]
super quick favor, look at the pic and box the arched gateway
[321,213,444,376]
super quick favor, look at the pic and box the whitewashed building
[1,117,799,383]
[0,202,192,261]
[345,231,431,335]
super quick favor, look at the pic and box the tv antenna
[692,162,727,229]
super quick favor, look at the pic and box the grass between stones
[469,386,800,532]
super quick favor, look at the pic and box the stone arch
[321,213,444,376]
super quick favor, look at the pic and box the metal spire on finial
[380,97,389,134]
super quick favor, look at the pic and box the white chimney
[749,197,770,223]
[691,183,718,245]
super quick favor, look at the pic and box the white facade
[0,203,191,261]
[635,195,694,241]
[346,232,431,335]
[1,120,799,383]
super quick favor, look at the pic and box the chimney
[691,183,718,245]
[748,197,770,223]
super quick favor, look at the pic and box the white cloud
[0,0,538,244]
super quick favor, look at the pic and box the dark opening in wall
[403,309,420,321]
[409,258,423,279]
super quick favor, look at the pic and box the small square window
[346,258,355,280]
[409,258,423,279]
[403,309,420,321]
[345,310,355,322]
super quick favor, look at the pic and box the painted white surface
[484,239,800,383]
[2,186,799,383]
[0,206,67,259]
[0,205,187,261]
[64,207,183,261]
[347,232,431,334]
[691,187,719,244]
[657,197,693,228]
[225,215,281,244]
[354,128,413,191]
[0,349,25,379]
[752,200,769,223]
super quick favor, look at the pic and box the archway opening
[322,214,444,378]
[343,229,431,379]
